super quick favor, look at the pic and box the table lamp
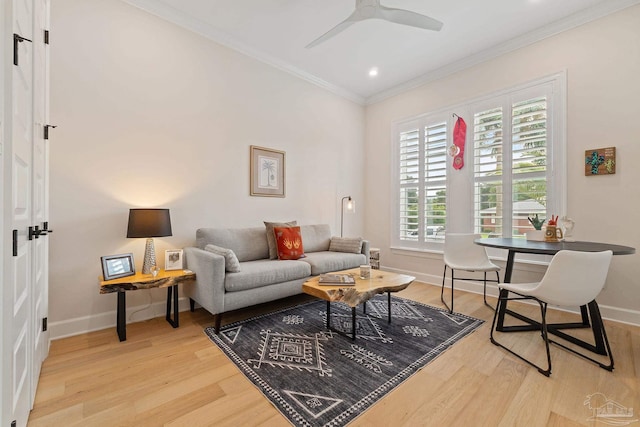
[127,208,172,274]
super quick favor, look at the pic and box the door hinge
[13,33,33,66]
[42,317,48,332]
[44,29,50,44]
[12,230,18,256]
[44,124,57,140]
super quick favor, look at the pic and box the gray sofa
[183,224,369,331]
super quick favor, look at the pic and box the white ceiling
[124,0,639,104]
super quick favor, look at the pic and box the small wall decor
[450,113,466,170]
[250,145,285,197]
[101,253,135,280]
[165,249,183,271]
[585,147,616,176]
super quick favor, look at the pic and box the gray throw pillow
[204,244,241,273]
[264,220,297,259]
[329,236,363,254]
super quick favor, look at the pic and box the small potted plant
[526,214,546,241]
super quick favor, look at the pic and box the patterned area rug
[205,294,483,426]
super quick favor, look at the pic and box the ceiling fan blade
[305,14,360,48]
[377,6,443,31]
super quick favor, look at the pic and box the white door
[31,0,50,400]
[3,0,49,425]
[9,0,35,424]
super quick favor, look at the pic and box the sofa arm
[361,240,370,261]
[183,247,226,315]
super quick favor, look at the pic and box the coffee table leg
[326,301,330,330]
[388,292,392,323]
[363,301,367,314]
[352,307,356,340]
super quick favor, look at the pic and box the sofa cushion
[196,227,268,262]
[224,259,311,293]
[300,224,331,253]
[329,236,363,254]
[299,251,367,275]
[264,220,297,260]
[274,226,305,260]
[204,244,241,272]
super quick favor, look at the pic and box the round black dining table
[475,238,635,282]
[474,237,635,356]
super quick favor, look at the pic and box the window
[473,88,558,238]
[392,73,565,250]
[394,115,448,249]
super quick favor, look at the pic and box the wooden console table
[99,269,196,341]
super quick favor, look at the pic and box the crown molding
[365,0,640,105]
[122,0,639,107]
[121,0,366,105]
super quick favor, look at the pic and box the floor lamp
[340,196,355,237]
[127,208,172,274]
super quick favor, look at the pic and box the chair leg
[539,302,552,376]
[548,301,614,371]
[490,294,552,376]
[483,271,499,311]
[440,265,453,314]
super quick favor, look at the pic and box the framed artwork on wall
[585,146,616,176]
[165,249,183,271]
[250,145,285,197]
[101,253,135,281]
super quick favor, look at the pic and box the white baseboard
[49,296,193,340]
[50,268,640,340]
[384,266,640,327]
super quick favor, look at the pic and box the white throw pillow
[205,244,241,273]
[329,237,363,254]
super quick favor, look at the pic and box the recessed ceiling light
[369,67,379,77]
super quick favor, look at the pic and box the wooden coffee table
[302,268,415,340]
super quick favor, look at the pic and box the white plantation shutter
[424,122,447,240]
[473,92,552,238]
[393,116,448,249]
[473,107,504,236]
[399,128,420,241]
[511,97,548,236]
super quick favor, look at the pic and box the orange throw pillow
[273,226,305,260]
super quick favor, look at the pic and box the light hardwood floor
[29,282,640,426]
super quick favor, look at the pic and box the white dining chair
[490,250,614,376]
[441,233,501,313]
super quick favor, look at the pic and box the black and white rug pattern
[205,294,483,427]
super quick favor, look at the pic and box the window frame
[391,72,566,255]
[391,111,449,251]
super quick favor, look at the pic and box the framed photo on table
[250,145,285,197]
[165,249,183,271]
[101,253,135,281]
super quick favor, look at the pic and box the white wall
[49,0,365,337]
[364,6,640,323]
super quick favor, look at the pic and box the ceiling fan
[306,0,443,48]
